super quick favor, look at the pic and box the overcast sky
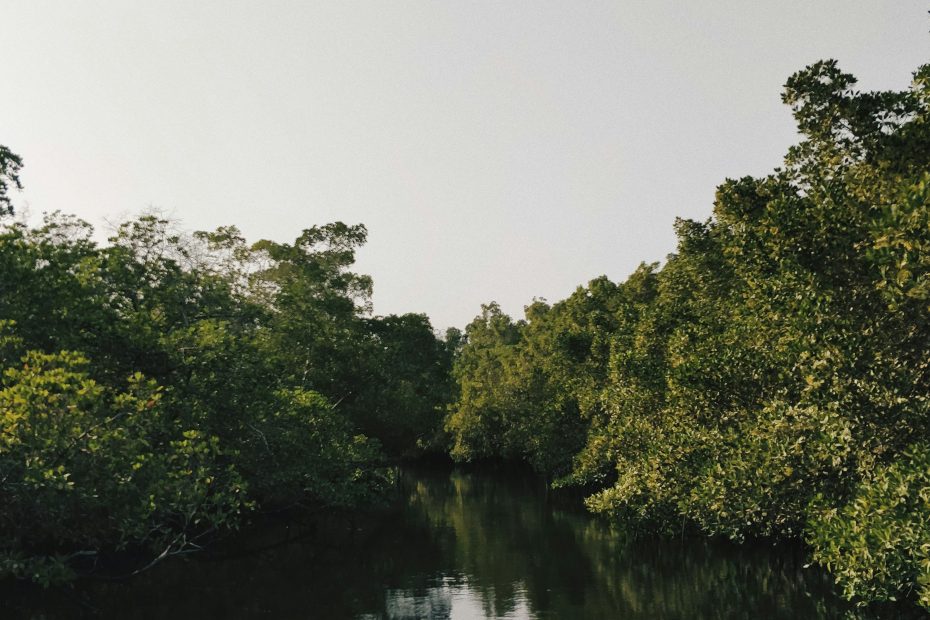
[1,2,927,329]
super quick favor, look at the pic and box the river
[2,464,920,619]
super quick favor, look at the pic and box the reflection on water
[369,577,533,620]
[1,465,920,619]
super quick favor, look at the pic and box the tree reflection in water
[1,466,920,619]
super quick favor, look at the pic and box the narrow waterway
[3,465,919,619]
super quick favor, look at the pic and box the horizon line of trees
[446,59,930,610]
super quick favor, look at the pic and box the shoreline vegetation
[2,58,930,612]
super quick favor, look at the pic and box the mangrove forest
[2,58,930,615]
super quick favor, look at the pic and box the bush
[808,443,930,607]
[0,351,248,584]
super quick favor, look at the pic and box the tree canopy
[0,206,453,583]
[446,59,930,609]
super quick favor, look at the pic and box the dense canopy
[446,59,930,609]
[0,202,455,583]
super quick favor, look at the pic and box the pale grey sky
[1,2,927,329]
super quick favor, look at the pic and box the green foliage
[446,59,930,610]
[0,194,448,582]
[586,62,930,600]
[447,277,634,477]
[358,313,457,456]
[0,145,22,216]
[0,351,248,584]
[238,387,388,506]
[446,303,523,463]
[247,224,454,458]
[808,443,930,607]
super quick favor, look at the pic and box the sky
[1,2,928,330]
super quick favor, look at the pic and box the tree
[0,145,22,216]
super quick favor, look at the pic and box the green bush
[808,443,930,607]
[0,350,248,584]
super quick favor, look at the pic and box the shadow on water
[1,465,923,619]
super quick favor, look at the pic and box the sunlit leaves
[808,444,930,606]
[446,58,930,610]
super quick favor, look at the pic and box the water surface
[2,465,918,619]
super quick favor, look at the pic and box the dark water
[2,465,922,619]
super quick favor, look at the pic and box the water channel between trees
[4,465,921,619]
